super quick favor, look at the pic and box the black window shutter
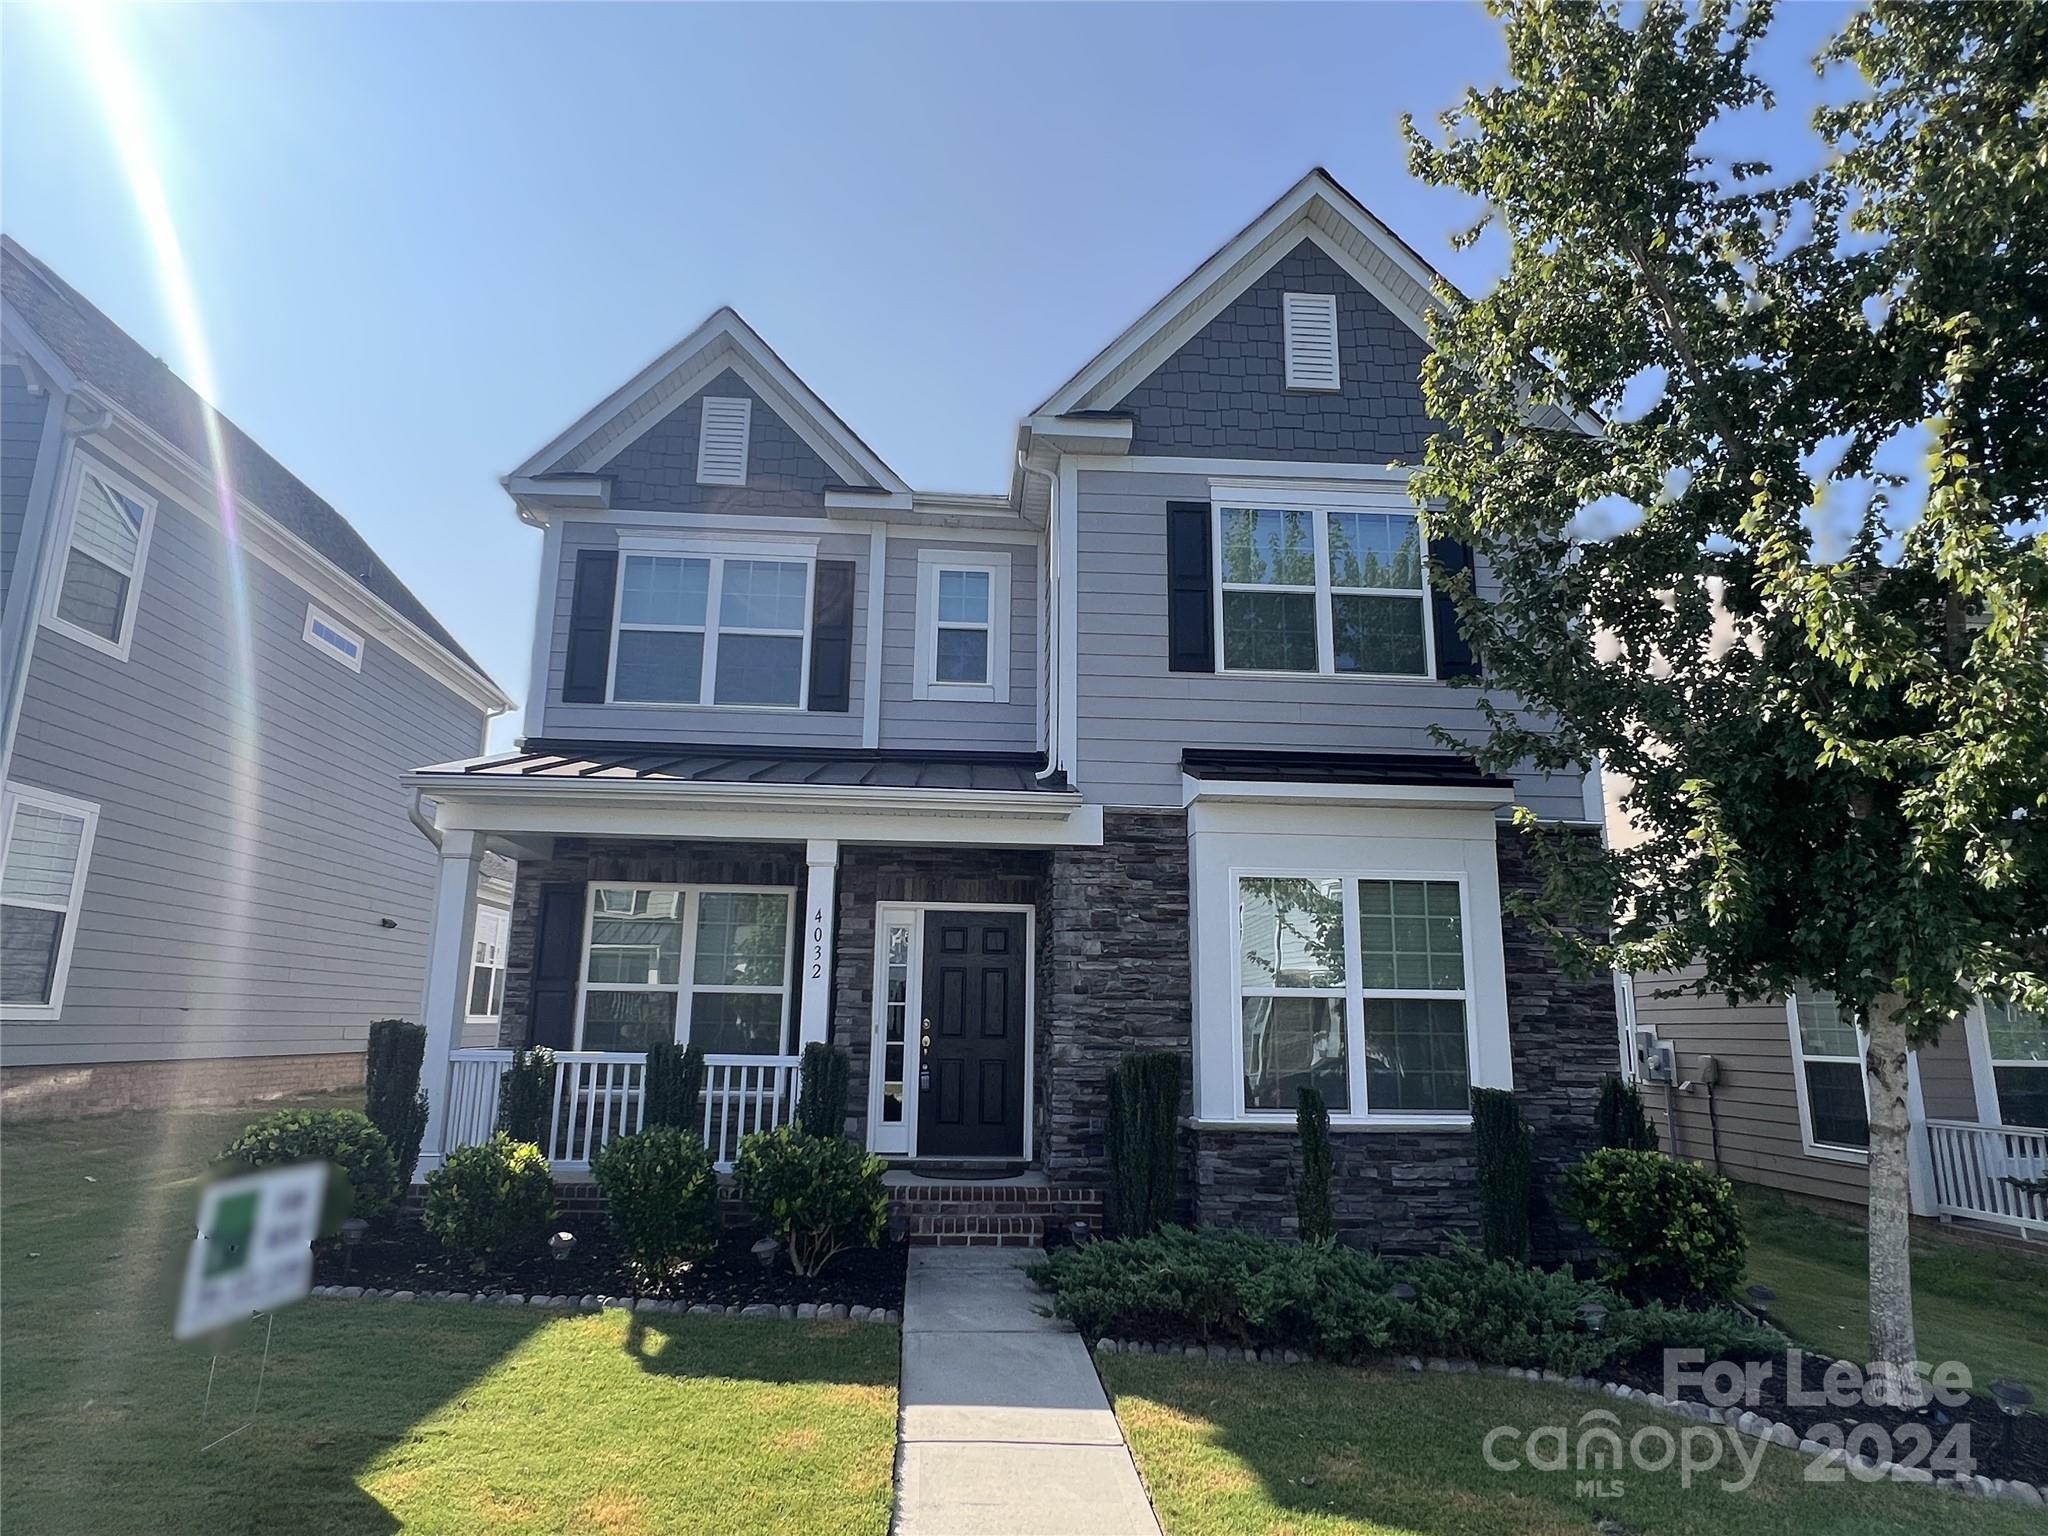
[526,884,584,1050]
[1430,538,1481,678]
[807,559,856,712]
[561,549,619,704]
[1165,501,1215,673]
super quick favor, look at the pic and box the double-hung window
[578,885,792,1055]
[1214,489,1432,678]
[1789,990,1870,1154]
[610,545,812,708]
[913,550,1011,702]
[1984,1000,2048,1128]
[1236,874,1473,1118]
[466,905,508,1022]
[46,459,156,660]
[0,784,99,1015]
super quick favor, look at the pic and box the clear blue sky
[1,2,1856,747]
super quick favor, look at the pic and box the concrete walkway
[893,1247,1162,1536]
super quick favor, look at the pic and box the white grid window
[1214,492,1432,678]
[1985,1000,2048,1129]
[467,905,509,1021]
[0,783,99,1016]
[609,550,812,708]
[1789,991,1870,1155]
[913,550,1011,702]
[578,884,792,1055]
[45,460,156,661]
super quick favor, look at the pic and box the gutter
[401,770,1086,821]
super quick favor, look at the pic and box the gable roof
[0,236,501,692]
[508,306,910,497]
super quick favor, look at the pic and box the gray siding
[600,368,841,515]
[2,444,485,1067]
[1918,1028,1981,1121]
[1072,467,1586,815]
[2,364,48,617]
[878,534,1038,753]
[538,515,871,748]
[1118,239,1438,461]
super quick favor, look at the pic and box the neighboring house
[409,169,1620,1249]
[0,238,513,1118]
[1607,771,2048,1240]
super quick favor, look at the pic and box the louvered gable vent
[695,395,753,485]
[1282,291,1340,391]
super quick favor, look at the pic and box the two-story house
[0,238,514,1119]
[410,170,1620,1248]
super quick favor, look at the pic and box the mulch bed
[1606,1344,2048,1486]
[313,1221,908,1312]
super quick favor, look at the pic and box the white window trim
[605,535,817,711]
[465,903,510,1024]
[573,882,795,1053]
[1966,998,2048,1130]
[1209,487,1435,682]
[41,454,158,663]
[912,548,1011,703]
[302,604,365,672]
[0,782,100,1020]
[1283,291,1342,391]
[1786,991,1871,1162]
[695,396,753,486]
[1188,800,1512,1130]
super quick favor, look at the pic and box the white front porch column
[799,839,839,1050]
[417,828,485,1173]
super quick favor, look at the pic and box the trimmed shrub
[1032,1225,1777,1375]
[1106,1051,1180,1238]
[735,1126,887,1276]
[422,1134,557,1266]
[1294,1085,1335,1245]
[1596,1075,1660,1151]
[1563,1148,1745,1301]
[1472,1087,1532,1264]
[643,1042,705,1132]
[592,1127,721,1284]
[497,1046,555,1143]
[222,1108,399,1222]
[364,1019,430,1190]
[795,1043,851,1139]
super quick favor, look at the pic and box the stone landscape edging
[1088,1336,2044,1508]
[308,1284,900,1324]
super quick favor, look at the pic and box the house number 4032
[809,906,826,980]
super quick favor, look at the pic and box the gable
[604,368,841,514]
[1116,238,1439,462]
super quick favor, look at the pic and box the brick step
[907,1211,1045,1247]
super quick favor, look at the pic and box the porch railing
[443,1048,801,1173]
[1925,1118,2048,1237]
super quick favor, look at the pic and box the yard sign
[174,1162,327,1340]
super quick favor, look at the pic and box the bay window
[1214,490,1431,678]
[578,884,793,1054]
[609,548,811,708]
[1985,1000,2048,1129]
[1788,991,1869,1154]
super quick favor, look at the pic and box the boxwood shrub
[221,1108,399,1222]
[1033,1225,1775,1376]
[1562,1148,1745,1301]
[735,1126,887,1277]
[592,1126,721,1283]
[423,1134,557,1267]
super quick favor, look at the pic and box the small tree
[1405,0,2046,1396]
[1595,1076,1659,1153]
[1471,1088,1532,1265]
[497,1046,556,1144]
[1294,1085,1335,1245]
[1106,1052,1181,1238]
[795,1042,850,1139]
[364,1019,430,1190]
[643,1042,705,1132]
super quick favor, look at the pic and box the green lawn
[1102,1355,2033,1536]
[1,1095,899,1536]
[1740,1185,2048,1399]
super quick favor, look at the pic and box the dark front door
[917,911,1027,1159]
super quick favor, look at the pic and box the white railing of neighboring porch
[1925,1118,2048,1238]
[442,1048,801,1173]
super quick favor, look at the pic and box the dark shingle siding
[1117,239,1441,460]
[0,237,486,675]
[604,368,842,513]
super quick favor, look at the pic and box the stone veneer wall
[1190,827,1618,1256]
[1037,812,1194,1193]
[498,840,805,1050]
[830,846,1049,1145]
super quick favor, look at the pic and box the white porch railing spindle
[1926,1118,2048,1237]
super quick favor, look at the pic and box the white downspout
[1017,452,1062,782]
